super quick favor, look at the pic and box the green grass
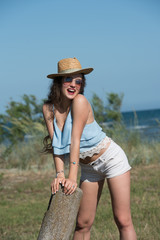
[0,164,160,240]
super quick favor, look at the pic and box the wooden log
[37,185,83,240]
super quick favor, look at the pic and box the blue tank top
[52,107,106,155]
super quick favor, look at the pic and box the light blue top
[52,107,106,155]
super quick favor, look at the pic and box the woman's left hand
[64,178,77,195]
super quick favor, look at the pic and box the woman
[43,57,137,240]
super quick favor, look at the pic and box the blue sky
[0,0,160,113]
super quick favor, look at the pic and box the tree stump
[37,185,83,240]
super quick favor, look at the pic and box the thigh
[77,180,104,223]
[107,171,131,218]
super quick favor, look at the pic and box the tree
[91,92,124,124]
[0,94,45,144]
[106,93,124,122]
[91,93,105,123]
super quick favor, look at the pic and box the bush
[0,135,53,170]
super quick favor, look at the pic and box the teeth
[68,89,75,92]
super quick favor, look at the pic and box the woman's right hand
[51,176,65,194]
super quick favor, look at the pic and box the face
[61,74,83,100]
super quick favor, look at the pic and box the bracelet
[56,170,64,177]
[70,161,79,166]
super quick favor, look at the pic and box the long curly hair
[43,74,86,153]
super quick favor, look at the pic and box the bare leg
[73,179,104,240]
[107,171,137,240]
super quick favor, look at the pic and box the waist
[80,137,111,164]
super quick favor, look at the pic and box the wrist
[69,160,79,181]
[56,170,64,178]
[68,174,77,182]
[57,173,65,178]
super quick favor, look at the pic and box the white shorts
[80,140,131,182]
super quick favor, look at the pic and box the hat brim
[47,68,93,79]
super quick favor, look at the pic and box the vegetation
[0,94,44,145]
[0,95,47,167]
[91,92,124,123]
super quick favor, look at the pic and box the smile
[67,88,76,94]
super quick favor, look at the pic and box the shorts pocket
[91,158,109,175]
[90,157,103,167]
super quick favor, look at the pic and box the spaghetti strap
[52,104,55,117]
[88,100,95,118]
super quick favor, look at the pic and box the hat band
[59,68,82,74]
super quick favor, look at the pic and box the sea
[121,108,160,141]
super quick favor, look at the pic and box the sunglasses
[63,77,82,85]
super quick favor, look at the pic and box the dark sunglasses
[64,77,82,85]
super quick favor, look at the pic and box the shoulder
[71,94,90,119]
[43,103,53,111]
[72,94,89,108]
[43,103,54,118]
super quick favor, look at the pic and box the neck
[60,96,72,112]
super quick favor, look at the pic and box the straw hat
[47,57,93,79]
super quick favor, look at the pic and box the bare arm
[64,95,90,194]
[43,104,65,193]
[51,154,65,193]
